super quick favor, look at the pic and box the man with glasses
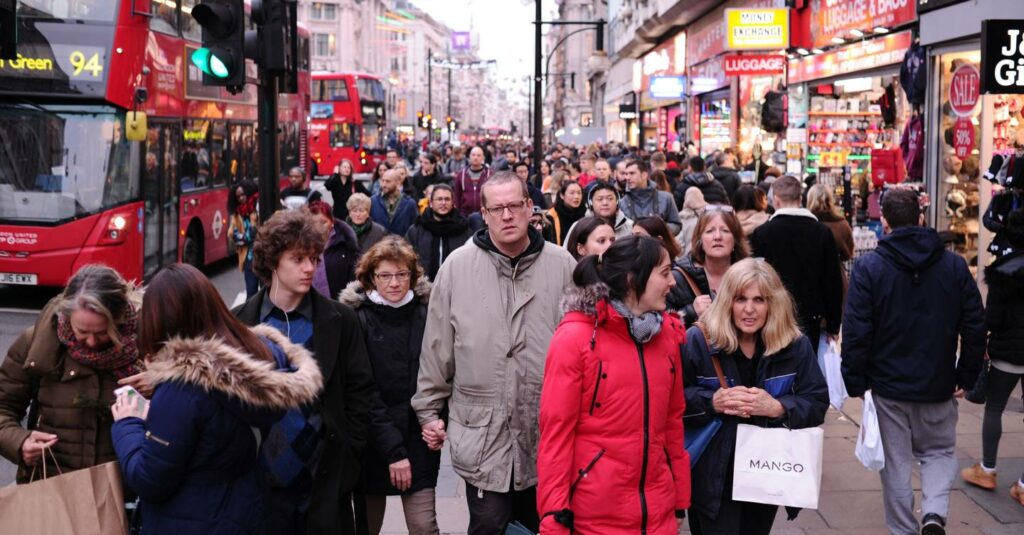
[749,175,843,349]
[413,172,576,535]
[405,184,473,281]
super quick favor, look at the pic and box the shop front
[920,0,1024,279]
[635,32,688,152]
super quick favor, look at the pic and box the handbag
[732,424,825,509]
[0,448,128,534]
[965,358,989,404]
[684,323,728,467]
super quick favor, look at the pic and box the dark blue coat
[682,327,828,520]
[111,327,322,535]
[840,227,986,402]
[370,193,419,236]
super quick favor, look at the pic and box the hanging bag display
[732,423,825,509]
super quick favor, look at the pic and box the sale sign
[811,0,918,50]
[949,64,980,117]
[724,54,787,76]
[952,117,975,159]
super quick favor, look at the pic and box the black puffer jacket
[339,279,441,496]
[673,171,729,209]
[985,252,1024,366]
[666,256,711,327]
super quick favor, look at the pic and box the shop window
[150,0,178,35]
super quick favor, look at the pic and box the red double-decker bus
[309,72,387,177]
[0,1,310,288]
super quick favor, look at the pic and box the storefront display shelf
[808,111,881,117]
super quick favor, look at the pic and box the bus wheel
[182,231,203,267]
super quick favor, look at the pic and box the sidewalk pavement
[379,390,1024,534]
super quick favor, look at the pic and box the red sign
[949,64,980,117]
[811,0,917,49]
[952,117,975,159]
[788,30,912,84]
[724,54,787,76]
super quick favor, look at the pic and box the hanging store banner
[788,30,913,84]
[981,19,1024,94]
[725,8,790,50]
[724,53,787,76]
[811,0,918,50]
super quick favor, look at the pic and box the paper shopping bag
[732,424,824,509]
[0,460,128,535]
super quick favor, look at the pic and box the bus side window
[150,0,178,35]
[211,120,229,188]
[279,121,299,176]
[181,0,201,41]
[180,120,210,192]
[229,123,255,183]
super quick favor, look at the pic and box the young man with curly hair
[233,208,376,535]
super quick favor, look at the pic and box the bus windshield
[18,0,119,23]
[0,104,139,223]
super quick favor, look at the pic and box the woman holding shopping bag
[682,258,828,534]
[111,264,322,534]
[0,264,141,482]
[537,236,691,535]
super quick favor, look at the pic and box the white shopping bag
[855,391,885,471]
[732,424,824,509]
[817,337,849,410]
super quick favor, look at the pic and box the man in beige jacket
[413,172,576,535]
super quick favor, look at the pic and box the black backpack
[761,90,787,133]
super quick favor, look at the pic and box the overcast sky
[410,0,559,94]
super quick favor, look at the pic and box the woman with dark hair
[306,200,359,299]
[0,265,140,482]
[534,159,552,190]
[411,153,450,200]
[546,180,587,245]
[111,263,322,534]
[228,179,261,298]
[405,184,472,281]
[633,216,683,260]
[370,161,392,197]
[683,259,827,534]
[338,237,440,535]
[324,159,370,221]
[732,185,769,237]
[667,207,749,328]
[537,236,690,534]
[563,216,616,261]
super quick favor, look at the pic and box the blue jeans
[243,258,260,298]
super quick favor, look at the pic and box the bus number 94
[69,51,103,77]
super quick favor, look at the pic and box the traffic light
[417,111,424,128]
[191,0,246,90]
[0,0,16,60]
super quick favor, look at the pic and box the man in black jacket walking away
[673,156,729,209]
[749,175,843,348]
[841,189,985,535]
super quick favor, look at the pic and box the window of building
[313,33,335,57]
[311,3,337,21]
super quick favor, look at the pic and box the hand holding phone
[113,386,149,421]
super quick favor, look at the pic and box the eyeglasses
[482,200,528,217]
[374,271,411,284]
[702,204,735,214]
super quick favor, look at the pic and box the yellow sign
[820,152,848,167]
[725,8,789,51]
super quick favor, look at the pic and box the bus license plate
[0,273,38,285]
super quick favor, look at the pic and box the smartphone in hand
[114,385,149,418]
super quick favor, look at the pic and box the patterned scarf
[610,299,664,344]
[56,307,143,379]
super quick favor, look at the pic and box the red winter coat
[537,284,690,535]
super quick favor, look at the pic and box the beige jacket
[412,233,576,492]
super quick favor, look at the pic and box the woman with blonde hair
[806,184,854,262]
[682,258,827,534]
[347,192,388,254]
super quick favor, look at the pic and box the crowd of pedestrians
[0,138,1020,535]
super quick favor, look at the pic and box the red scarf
[56,308,143,379]
[237,192,259,218]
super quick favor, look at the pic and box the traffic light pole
[258,76,280,223]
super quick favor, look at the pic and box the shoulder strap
[694,322,728,389]
[672,266,702,297]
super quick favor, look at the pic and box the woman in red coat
[538,236,691,534]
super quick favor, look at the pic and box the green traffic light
[191,47,232,79]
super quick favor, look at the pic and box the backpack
[899,42,927,106]
[761,90,787,133]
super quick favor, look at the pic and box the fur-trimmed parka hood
[140,324,322,415]
[560,282,610,317]
[337,277,432,308]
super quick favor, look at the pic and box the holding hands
[712,386,785,419]
[421,419,446,451]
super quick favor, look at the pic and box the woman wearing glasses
[668,206,749,328]
[682,258,827,534]
[339,236,440,535]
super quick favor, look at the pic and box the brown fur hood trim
[337,277,431,308]
[141,324,322,410]
[560,283,610,316]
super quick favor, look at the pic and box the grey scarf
[610,299,664,344]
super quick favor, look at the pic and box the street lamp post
[532,14,606,175]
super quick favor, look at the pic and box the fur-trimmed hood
[560,282,610,317]
[337,277,432,308]
[140,324,322,414]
